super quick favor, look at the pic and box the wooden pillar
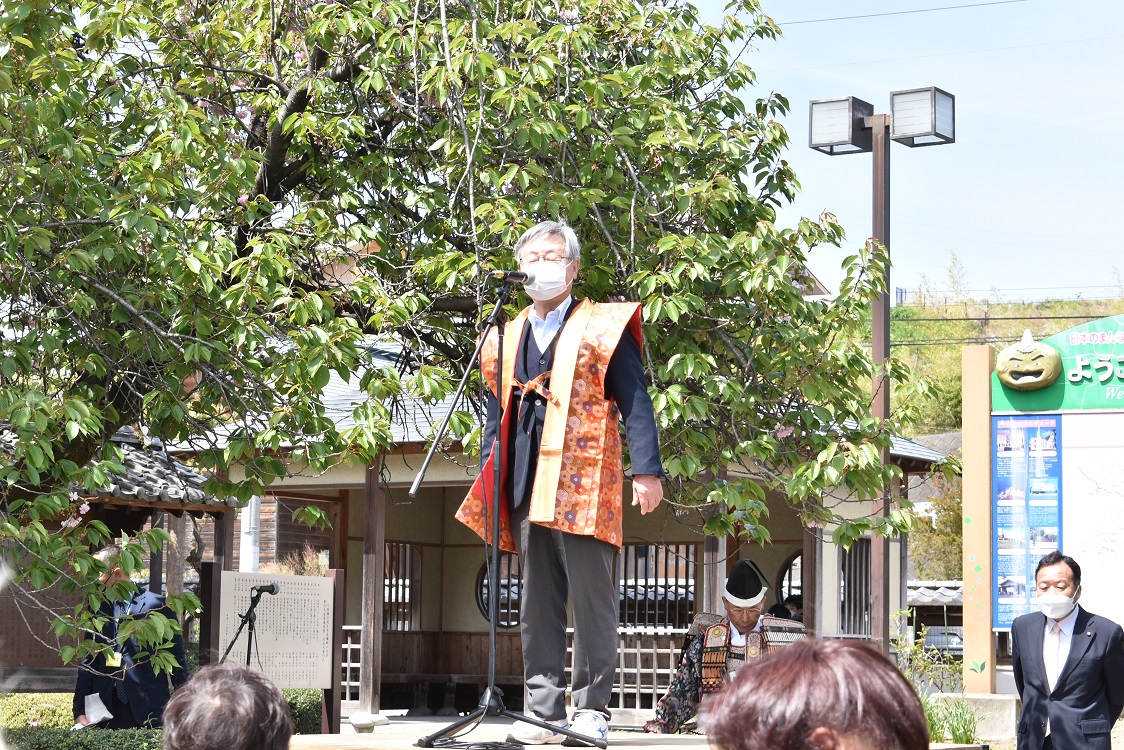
[199,511,235,666]
[702,533,727,615]
[322,568,345,734]
[214,511,235,572]
[167,512,188,598]
[198,559,223,666]
[329,489,350,570]
[358,462,386,713]
[962,345,995,692]
[149,513,165,594]
[802,526,820,635]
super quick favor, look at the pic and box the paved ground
[290,716,709,750]
[293,696,1124,750]
[986,723,1124,750]
[288,715,1008,749]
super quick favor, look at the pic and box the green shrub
[919,693,947,742]
[891,610,979,743]
[1,688,325,737]
[1,727,163,749]
[283,688,322,735]
[918,696,979,744]
[891,614,964,695]
[0,694,72,730]
[944,699,980,744]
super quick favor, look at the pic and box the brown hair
[705,639,928,750]
[162,664,293,750]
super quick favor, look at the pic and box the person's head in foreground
[705,639,929,750]
[163,664,293,750]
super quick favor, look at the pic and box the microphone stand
[219,588,267,667]
[411,282,606,749]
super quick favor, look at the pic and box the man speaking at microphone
[456,221,664,746]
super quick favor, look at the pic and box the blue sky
[695,0,1124,302]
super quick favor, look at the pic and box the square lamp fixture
[809,96,874,155]
[890,87,955,147]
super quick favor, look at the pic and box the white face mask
[1038,585,1079,620]
[520,259,573,301]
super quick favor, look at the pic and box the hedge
[1,727,163,750]
[0,694,71,730]
[283,688,323,735]
[2,688,324,737]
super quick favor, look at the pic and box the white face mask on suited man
[1038,585,1080,620]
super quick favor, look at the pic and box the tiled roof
[908,432,963,458]
[888,434,946,465]
[1,425,233,511]
[164,341,461,454]
[907,580,963,607]
[907,433,962,506]
[327,349,953,461]
[97,428,237,510]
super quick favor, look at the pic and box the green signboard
[991,314,1124,413]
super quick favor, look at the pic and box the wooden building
[0,427,236,690]
[205,347,948,716]
[0,350,947,718]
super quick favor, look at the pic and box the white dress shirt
[1044,605,1079,690]
[1043,605,1080,736]
[528,295,573,352]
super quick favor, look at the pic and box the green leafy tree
[910,474,963,580]
[1,0,949,664]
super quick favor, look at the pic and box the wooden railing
[342,626,686,708]
[610,628,684,708]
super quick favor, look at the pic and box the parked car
[923,626,964,656]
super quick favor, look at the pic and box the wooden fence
[342,627,686,709]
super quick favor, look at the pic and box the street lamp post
[809,88,955,655]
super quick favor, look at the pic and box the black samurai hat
[724,559,767,608]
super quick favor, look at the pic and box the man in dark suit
[1012,551,1124,750]
[73,544,189,729]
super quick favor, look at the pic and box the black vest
[504,304,578,508]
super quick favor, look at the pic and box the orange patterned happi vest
[455,299,643,552]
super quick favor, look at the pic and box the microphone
[251,583,280,595]
[488,269,533,283]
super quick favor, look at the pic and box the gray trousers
[511,500,618,721]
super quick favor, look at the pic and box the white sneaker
[508,716,569,745]
[563,709,609,746]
